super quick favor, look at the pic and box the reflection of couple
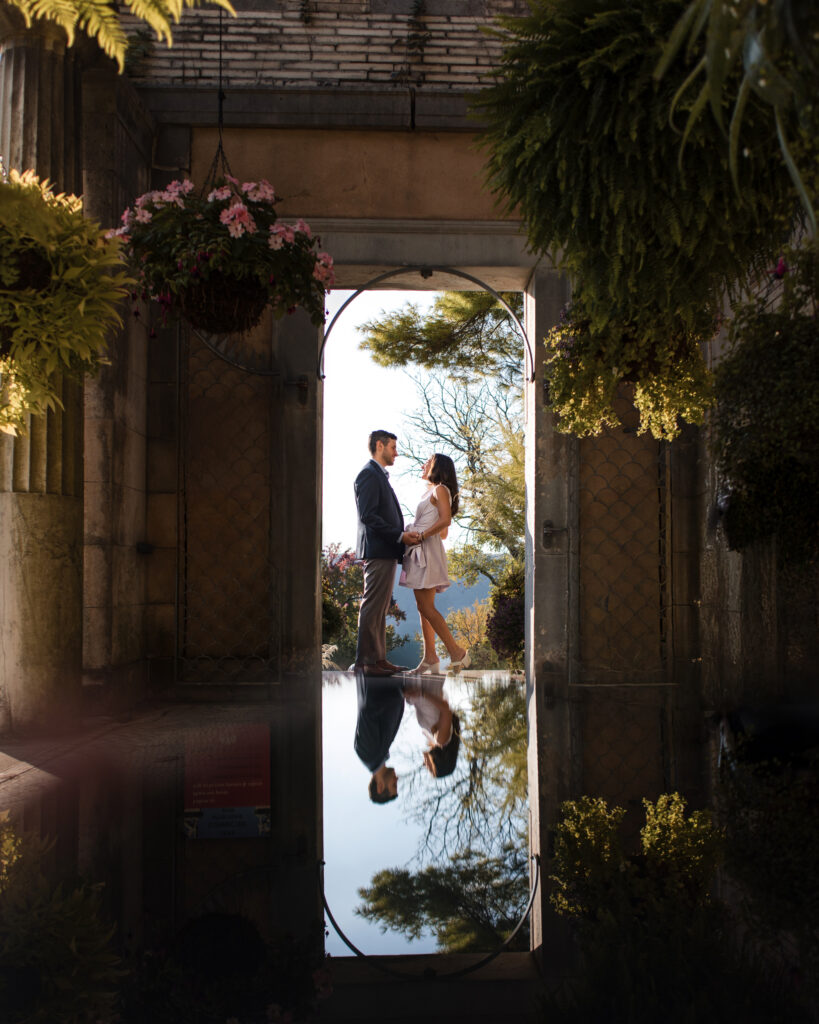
[352,427,467,803]
[354,674,461,804]
[352,429,470,678]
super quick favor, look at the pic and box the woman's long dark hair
[426,713,461,778]
[429,453,460,516]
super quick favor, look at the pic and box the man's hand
[401,530,421,545]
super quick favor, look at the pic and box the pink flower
[244,179,276,202]
[208,185,232,202]
[105,226,130,240]
[313,251,335,287]
[268,234,284,250]
[135,208,152,224]
[219,201,257,237]
[270,222,296,244]
[295,217,312,238]
[771,256,789,279]
[225,173,240,186]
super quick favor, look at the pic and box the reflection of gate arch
[317,265,535,382]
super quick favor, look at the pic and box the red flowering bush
[111,176,334,332]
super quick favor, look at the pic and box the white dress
[399,485,451,593]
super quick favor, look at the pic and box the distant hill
[389,573,491,667]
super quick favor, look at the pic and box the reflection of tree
[356,845,529,953]
[401,677,528,863]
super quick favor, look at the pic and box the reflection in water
[322,669,529,955]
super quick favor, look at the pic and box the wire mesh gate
[567,395,675,831]
[176,325,283,685]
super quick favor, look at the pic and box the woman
[399,453,470,674]
[404,677,462,779]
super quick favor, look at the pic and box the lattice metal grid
[176,327,282,684]
[567,683,676,842]
[576,397,671,684]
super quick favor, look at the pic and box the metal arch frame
[317,265,535,382]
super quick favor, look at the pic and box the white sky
[321,288,451,552]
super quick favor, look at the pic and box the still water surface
[321,669,529,957]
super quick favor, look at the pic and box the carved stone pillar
[0,11,84,733]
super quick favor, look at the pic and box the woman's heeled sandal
[407,660,441,676]
[448,650,471,673]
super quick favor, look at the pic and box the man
[354,674,404,804]
[353,429,419,676]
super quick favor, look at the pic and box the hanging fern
[7,0,235,73]
[476,0,801,437]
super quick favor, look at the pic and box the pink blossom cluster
[267,218,316,250]
[242,179,276,203]
[219,201,257,238]
[313,251,335,287]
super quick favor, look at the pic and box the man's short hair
[368,774,398,804]
[368,430,397,455]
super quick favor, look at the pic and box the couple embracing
[352,429,471,678]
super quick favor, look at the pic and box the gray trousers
[355,558,397,665]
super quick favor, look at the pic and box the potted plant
[113,176,334,333]
[0,169,130,435]
[543,304,713,439]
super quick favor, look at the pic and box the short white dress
[399,485,452,593]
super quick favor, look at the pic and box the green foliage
[478,0,799,437]
[0,169,131,435]
[356,844,529,952]
[544,304,713,438]
[7,0,234,74]
[656,0,819,234]
[550,792,721,919]
[321,544,406,664]
[710,243,819,562]
[486,557,525,668]
[359,290,524,389]
[116,177,333,332]
[0,812,123,1024]
[446,599,501,670]
[545,793,805,1023]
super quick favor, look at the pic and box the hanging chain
[203,6,234,191]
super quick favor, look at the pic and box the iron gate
[176,325,283,685]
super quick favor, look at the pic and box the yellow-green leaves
[7,0,235,73]
[0,169,131,435]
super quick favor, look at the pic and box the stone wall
[124,0,526,92]
[81,71,154,709]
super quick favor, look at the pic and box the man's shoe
[377,660,402,674]
[356,663,395,677]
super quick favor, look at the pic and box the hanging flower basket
[112,177,334,332]
[543,304,713,439]
[177,273,271,335]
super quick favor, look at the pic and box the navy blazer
[354,460,405,561]
[354,676,405,772]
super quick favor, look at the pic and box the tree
[446,599,500,671]
[5,0,234,73]
[359,290,523,391]
[356,845,529,953]
[399,677,528,862]
[321,544,406,666]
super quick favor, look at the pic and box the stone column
[523,266,574,954]
[0,12,84,733]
